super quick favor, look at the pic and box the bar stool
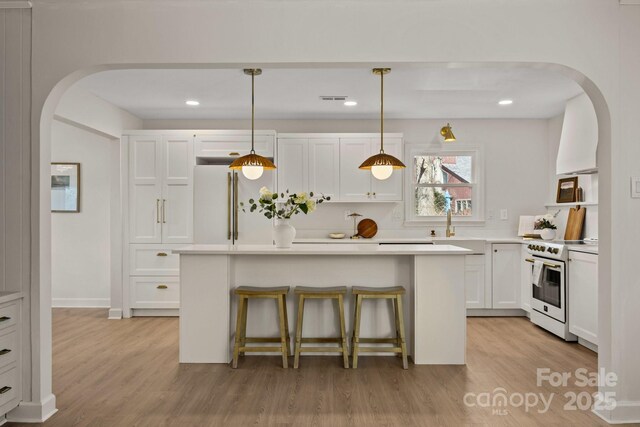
[232,286,291,369]
[351,286,408,369]
[293,286,349,369]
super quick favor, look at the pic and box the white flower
[305,199,316,213]
[294,192,309,204]
[543,214,555,222]
[259,187,274,200]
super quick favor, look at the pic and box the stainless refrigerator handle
[227,173,232,240]
[234,172,239,240]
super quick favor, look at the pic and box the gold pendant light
[359,68,405,180]
[440,123,456,142]
[229,69,276,180]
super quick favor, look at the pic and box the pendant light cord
[251,71,255,154]
[380,70,384,153]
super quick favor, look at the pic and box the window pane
[415,186,473,217]
[414,155,473,184]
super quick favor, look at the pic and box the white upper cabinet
[308,138,340,199]
[568,251,598,345]
[128,134,194,244]
[339,138,373,201]
[556,93,598,175]
[277,138,308,195]
[195,131,275,159]
[129,135,163,243]
[491,243,522,309]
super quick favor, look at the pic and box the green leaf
[272,193,278,200]
[300,203,308,214]
[248,199,254,204]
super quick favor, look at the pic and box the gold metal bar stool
[293,286,349,369]
[232,286,291,369]
[351,286,408,369]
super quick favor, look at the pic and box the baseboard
[108,308,123,319]
[131,308,179,317]
[578,337,598,353]
[7,394,57,423]
[52,298,110,308]
[594,400,640,424]
[466,308,527,317]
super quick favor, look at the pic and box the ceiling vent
[320,96,348,101]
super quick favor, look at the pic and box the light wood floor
[9,309,608,426]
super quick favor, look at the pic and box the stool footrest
[356,347,403,353]
[243,337,282,343]
[297,347,345,353]
[239,346,286,353]
[358,338,399,344]
[301,337,342,344]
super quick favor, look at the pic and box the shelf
[544,202,598,207]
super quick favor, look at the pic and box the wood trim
[0,2,32,9]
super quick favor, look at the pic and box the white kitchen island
[174,243,470,365]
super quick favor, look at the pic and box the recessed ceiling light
[185,100,200,106]
[498,99,513,105]
[344,100,358,106]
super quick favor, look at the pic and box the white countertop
[0,291,23,305]
[174,243,471,255]
[294,237,525,244]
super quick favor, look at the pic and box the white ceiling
[75,67,584,120]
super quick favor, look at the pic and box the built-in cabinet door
[568,251,598,345]
[129,135,162,243]
[520,245,532,312]
[370,137,403,201]
[492,243,522,309]
[161,135,194,243]
[339,138,372,201]
[277,138,308,195]
[465,254,486,309]
[308,138,340,199]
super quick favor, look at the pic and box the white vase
[273,219,296,248]
[540,228,556,241]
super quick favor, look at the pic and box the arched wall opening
[36,61,612,417]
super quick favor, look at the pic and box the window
[406,148,482,222]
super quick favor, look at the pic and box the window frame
[404,144,485,225]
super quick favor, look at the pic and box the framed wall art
[556,176,578,204]
[51,162,81,212]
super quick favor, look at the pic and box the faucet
[446,209,456,238]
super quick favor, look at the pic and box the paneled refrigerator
[194,165,274,244]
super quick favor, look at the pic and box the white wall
[52,86,142,312]
[51,121,112,307]
[546,114,598,239]
[145,118,550,238]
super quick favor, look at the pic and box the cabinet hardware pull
[0,349,10,356]
[229,152,240,156]
[157,285,168,290]
[525,258,561,268]
[156,199,161,223]
[0,386,11,394]
[233,172,239,240]
[227,173,232,240]
[156,252,168,257]
[0,317,10,323]
[162,199,167,223]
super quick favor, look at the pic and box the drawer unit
[0,331,18,370]
[195,135,274,159]
[0,304,18,332]
[0,366,18,408]
[130,244,181,276]
[130,277,180,309]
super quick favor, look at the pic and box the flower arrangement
[534,214,557,230]
[241,187,330,219]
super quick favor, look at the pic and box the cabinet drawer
[0,366,18,408]
[195,135,274,159]
[130,245,180,276]
[131,277,180,309]
[0,332,18,370]
[0,304,18,332]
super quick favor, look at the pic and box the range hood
[556,93,599,175]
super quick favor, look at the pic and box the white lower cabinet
[0,297,22,417]
[130,276,180,310]
[491,243,522,309]
[465,254,486,309]
[568,251,598,345]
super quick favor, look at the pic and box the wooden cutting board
[564,205,586,241]
[357,218,378,239]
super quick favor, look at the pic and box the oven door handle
[525,258,562,269]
